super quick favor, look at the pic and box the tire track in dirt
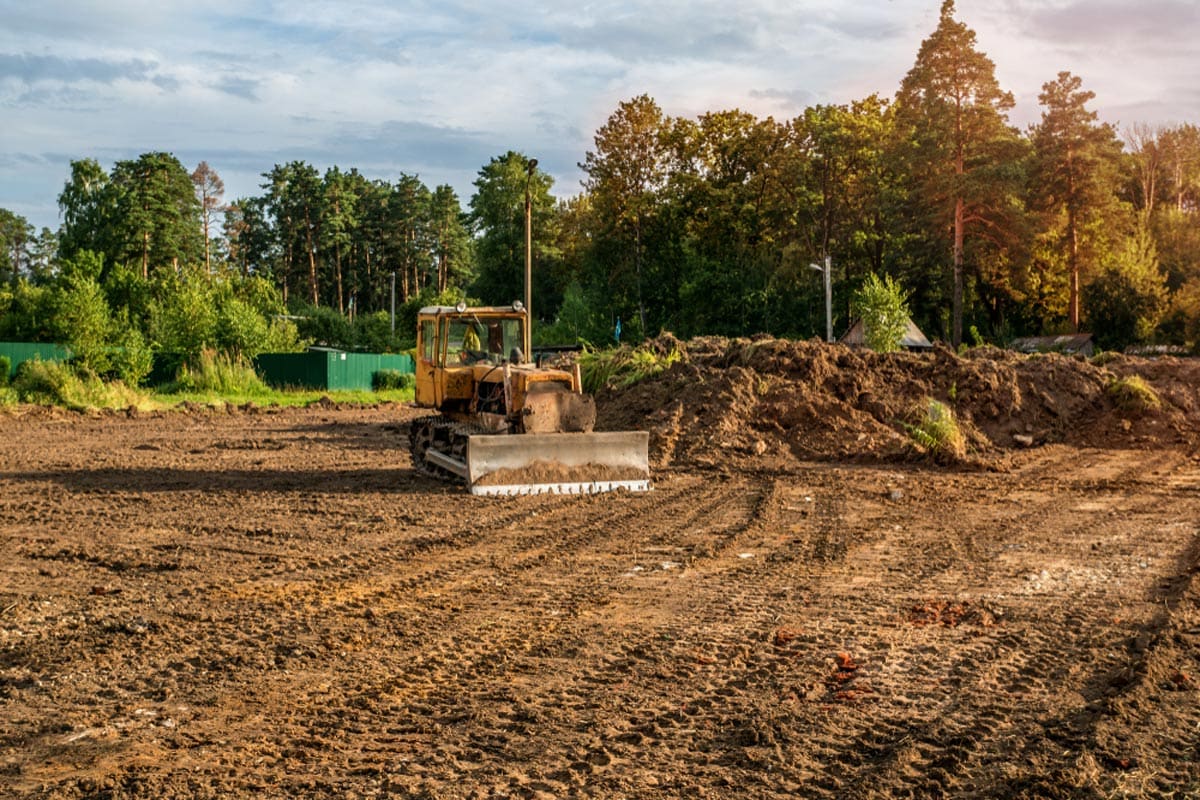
[332,478,764,796]
[775,449,1200,799]
[433,478,800,796]
[488,448,1196,799]
[6,407,1200,799]
[115,478,762,797]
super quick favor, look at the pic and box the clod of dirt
[772,627,802,647]
[907,600,996,628]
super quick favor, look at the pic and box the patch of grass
[161,351,270,396]
[1107,375,1161,413]
[152,387,413,408]
[580,342,683,394]
[10,358,151,412]
[1090,351,1122,367]
[3,352,415,411]
[903,398,966,461]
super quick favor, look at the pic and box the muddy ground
[2,341,1200,799]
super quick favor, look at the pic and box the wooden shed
[839,318,934,351]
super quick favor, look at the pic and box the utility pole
[390,271,396,333]
[809,255,833,343]
[523,157,538,361]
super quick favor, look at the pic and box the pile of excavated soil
[596,335,1200,471]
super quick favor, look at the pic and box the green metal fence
[254,349,414,390]
[0,342,72,378]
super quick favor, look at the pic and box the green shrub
[535,282,607,346]
[166,351,268,395]
[12,358,146,411]
[1107,375,1161,413]
[851,273,910,353]
[56,275,114,374]
[14,358,77,405]
[261,316,306,354]
[904,398,966,461]
[151,271,219,363]
[293,304,352,349]
[112,324,154,387]
[372,370,415,391]
[216,297,269,359]
[0,355,10,387]
[0,280,57,341]
[355,311,405,353]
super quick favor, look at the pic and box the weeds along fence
[0,342,415,392]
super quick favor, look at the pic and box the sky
[3,0,1199,233]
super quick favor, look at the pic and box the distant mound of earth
[596,335,1200,471]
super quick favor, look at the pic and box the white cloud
[2,0,1199,230]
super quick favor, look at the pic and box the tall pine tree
[895,0,1024,346]
[1030,71,1125,330]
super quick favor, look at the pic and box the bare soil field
[3,341,1200,799]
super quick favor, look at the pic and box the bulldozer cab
[415,305,526,408]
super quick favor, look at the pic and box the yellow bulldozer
[409,302,650,496]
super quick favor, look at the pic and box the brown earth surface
[3,339,1200,799]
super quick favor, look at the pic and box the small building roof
[839,317,934,350]
[1009,334,1094,355]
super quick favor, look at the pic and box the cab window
[444,317,524,365]
[421,320,435,362]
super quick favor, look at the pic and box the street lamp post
[809,255,832,343]
[523,157,538,361]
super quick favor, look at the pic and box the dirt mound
[597,335,1200,470]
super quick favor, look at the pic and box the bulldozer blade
[466,431,650,497]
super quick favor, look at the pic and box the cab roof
[418,305,525,316]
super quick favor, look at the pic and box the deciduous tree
[469,153,558,309]
[1083,223,1167,349]
[57,158,118,269]
[580,95,670,335]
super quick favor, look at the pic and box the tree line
[2,0,1199,368]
